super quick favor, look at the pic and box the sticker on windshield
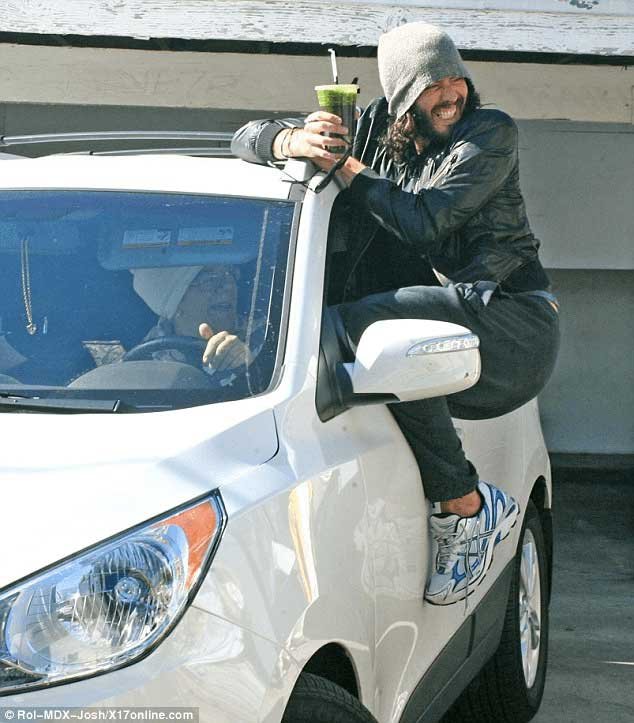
[123,229,171,248]
[177,226,234,246]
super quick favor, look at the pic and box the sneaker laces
[435,523,467,572]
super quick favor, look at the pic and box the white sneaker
[425,481,520,606]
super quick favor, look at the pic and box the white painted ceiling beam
[360,1,631,13]
[0,45,632,125]
[1,1,634,56]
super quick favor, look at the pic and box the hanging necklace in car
[20,238,37,335]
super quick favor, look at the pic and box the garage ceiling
[1,0,634,56]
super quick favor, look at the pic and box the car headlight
[0,492,225,695]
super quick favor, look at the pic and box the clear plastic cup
[315,83,359,153]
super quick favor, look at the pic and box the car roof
[0,154,293,200]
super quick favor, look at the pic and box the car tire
[443,499,549,722]
[281,672,379,723]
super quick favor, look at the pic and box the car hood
[0,400,278,589]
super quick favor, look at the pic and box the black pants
[335,283,560,502]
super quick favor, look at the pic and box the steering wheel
[122,336,207,366]
[122,336,267,396]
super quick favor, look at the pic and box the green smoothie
[315,84,358,152]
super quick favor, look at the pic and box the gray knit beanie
[378,22,471,119]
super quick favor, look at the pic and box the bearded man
[231,22,560,605]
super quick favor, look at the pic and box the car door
[314,192,468,722]
[316,187,530,723]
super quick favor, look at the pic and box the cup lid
[314,84,359,92]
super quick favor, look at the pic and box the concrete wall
[517,120,634,271]
[539,269,634,455]
[515,119,634,454]
[1,45,632,125]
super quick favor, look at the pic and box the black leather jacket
[231,98,550,294]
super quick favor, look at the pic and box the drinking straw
[328,48,339,84]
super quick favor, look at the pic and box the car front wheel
[443,499,550,722]
[281,672,379,723]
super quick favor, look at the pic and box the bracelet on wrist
[280,128,292,159]
[287,127,298,157]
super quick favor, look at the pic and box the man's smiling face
[411,76,468,143]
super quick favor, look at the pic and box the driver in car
[132,265,253,381]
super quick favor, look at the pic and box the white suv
[0,139,552,723]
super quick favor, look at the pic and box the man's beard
[410,99,464,146]
[382,82,480,166]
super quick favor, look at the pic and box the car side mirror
[342,319,480,403]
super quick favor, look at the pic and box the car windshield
[0,190,295,411]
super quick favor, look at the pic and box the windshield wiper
[0,393,125,413]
